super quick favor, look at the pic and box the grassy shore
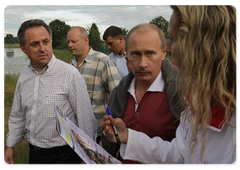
[4,44,20,48]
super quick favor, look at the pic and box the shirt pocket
[44,94,67,118]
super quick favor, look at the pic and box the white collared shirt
[7,54,97,148]
[127,71,165,111]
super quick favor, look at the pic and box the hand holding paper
[102,114,129,145]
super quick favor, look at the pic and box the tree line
[4,16,169,53]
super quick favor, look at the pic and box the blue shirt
[109,52,128,78]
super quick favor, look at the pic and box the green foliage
[120,27,129,37]
[49,19,71,49]
[53,49,73,63]
[4,34,18,44]
[88,23,104,51]
[166,53,174,62]
[149,16,169,40]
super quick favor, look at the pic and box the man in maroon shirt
[102,23,183,164]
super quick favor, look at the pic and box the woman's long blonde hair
[171,6,236,161]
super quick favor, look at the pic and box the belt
[29,143,70,155]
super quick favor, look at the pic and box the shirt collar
[85,47,94,63]
[207,104,226,132]
[128,77,136,96]
[28,54,56,74]
[112,51,126,58]
[70,57,77,65]
[128,71,165,94]
[88,47,95,56]
[70,48,93,67]
[46,54,56,72]
[187,95,227,132]
[148,71,165,92]
[120,52,126,58]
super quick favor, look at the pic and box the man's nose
[39,43,45,51]
[138,56,148,69]
[68,41,72,47]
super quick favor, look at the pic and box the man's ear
[20,45,27,55]
[84,37,89,46]
[162,51,167,61]
[119,36,124,42]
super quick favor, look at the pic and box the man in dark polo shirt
[102,23,183,164]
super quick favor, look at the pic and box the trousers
[29,143,82,164]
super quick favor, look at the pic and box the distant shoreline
[4,44,20,48]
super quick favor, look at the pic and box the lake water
[4,48,30,74]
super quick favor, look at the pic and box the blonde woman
[102,6,236,164]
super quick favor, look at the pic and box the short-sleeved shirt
[70,48,121,136]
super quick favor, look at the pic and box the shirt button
[136,111,140,114]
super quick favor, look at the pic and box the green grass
[2,74,19,107]
[4,73,29,164]
[4,108,29,164]
[53,49,73,63]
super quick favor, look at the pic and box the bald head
[125,23,166,51]
[68,26,88,39]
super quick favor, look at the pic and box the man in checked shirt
[4,19,97,164]
[67,27,121,144]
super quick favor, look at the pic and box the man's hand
[4,147,14,164]
[102,115,128,144]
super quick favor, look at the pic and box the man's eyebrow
[30,40,39,44]
[43,37,50,41]
[130,50,140,54]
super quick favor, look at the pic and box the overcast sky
[4,5,172,38]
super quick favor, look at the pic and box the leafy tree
[49,19,71,49]
[150,16,174,62]
[88,23,104,51]
[4,34,18,44]
[149,16,169,40]
[120,27,129,38]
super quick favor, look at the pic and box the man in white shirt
[4,19,97,164]
[101,23,182,163]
